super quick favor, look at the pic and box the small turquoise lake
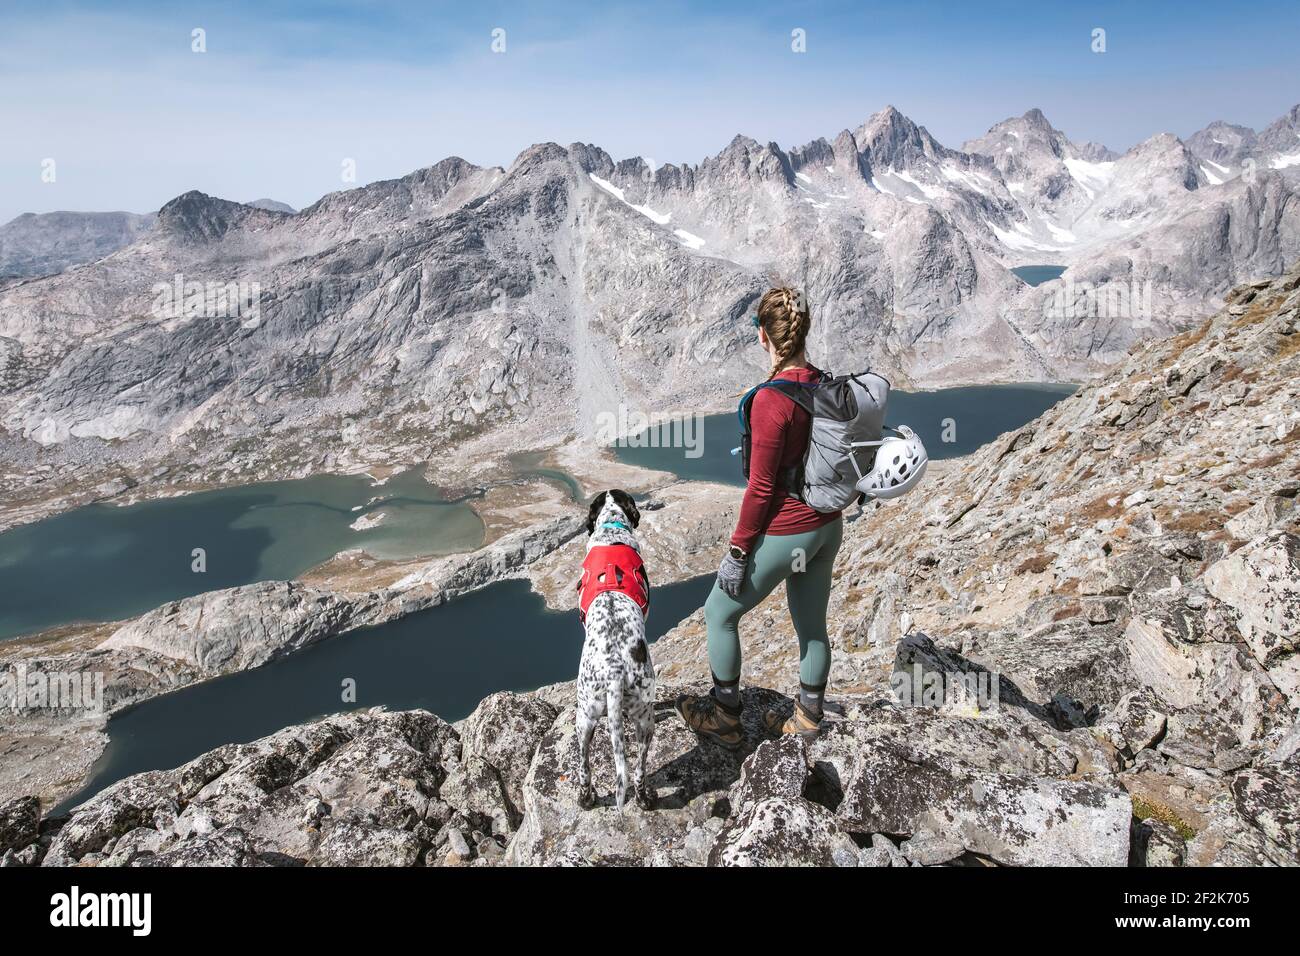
[1012,264,1068,286]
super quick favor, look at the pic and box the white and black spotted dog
[575,489,656,811]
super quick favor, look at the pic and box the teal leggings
[705,518,843,687]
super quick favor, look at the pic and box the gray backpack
[736,370,890,513]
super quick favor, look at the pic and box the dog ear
[611,489,640,528]
[585,491,608,535]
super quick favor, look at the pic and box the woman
[676,287,843,747]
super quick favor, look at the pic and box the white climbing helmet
[852,425,929,500]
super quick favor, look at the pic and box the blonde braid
[756,286,812,377]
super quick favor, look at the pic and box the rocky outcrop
[395,514,584,600]
[1204,530,1300,668]
[0,796,40,863]
[456,691,558,819]
[834,737,1130,866]
[507,686,788,866]
[12,682,1140,868]
[31,709,462,867]
[101,581,384,674]
[711,795,857,867]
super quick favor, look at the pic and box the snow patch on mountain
[588,173,671,224]
[990,221,1066,253]
[674,229,705,250]
[1062,157,1115,198]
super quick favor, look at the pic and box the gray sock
[711,674,741,713]
[799,683,825,719]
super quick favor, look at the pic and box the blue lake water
[613,383,1077,487]
[0,469,484,641]
[55,574,715,813]
[1011,264,1068,286]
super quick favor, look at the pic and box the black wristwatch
[728,545,747,561]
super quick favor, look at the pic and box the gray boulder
[457,691,559,816]
[1229,760,1300,862]
[900,830,968,866]
[710,796,858,867]
[727,734,809,808]
[0,796,40,854]
[439,756,513,827]
[1204,531,1300,669]
[1132,818,1186,867]
[835,738,1132,866]
[1092,688,1169,760]
[310,819,424,867]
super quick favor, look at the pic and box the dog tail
[605,686,628,811]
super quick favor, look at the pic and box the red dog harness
[577,544,650,623]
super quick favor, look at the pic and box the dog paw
[577,785,595,810]
[635,787,656,811]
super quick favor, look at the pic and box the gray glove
[716,551,747,598]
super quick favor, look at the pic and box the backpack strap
[736,373,827,490]
[736,375,824,434]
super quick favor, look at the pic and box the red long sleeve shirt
[730,364,841,553]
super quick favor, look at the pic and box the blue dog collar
[601,520,631,532]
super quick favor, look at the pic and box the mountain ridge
[1,102,1298,513]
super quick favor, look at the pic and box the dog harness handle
[577,544,650,623]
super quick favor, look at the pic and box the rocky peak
[830,128,871,180]
[964,108,1114,167]
[962,110,1068,179]
[612,155,654,183]
[402,156,484,195]
[854,105,949,170]
[787,135,834,171]
[566,143,617,178]
[506,142,577,177]
[1187,120,1258,166]
[294,155,505,236]
[1258,103,1300,154]
[1117,132,1202,190]
[156,191,256,243]
[245,198,297,214]
[1021,107,1053,130]
[697,134,794,186]
[1075,140,1119,162]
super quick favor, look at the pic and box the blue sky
[2,0,1298,222]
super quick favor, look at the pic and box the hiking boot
[675,693,743,750]
[763,700,822,740]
